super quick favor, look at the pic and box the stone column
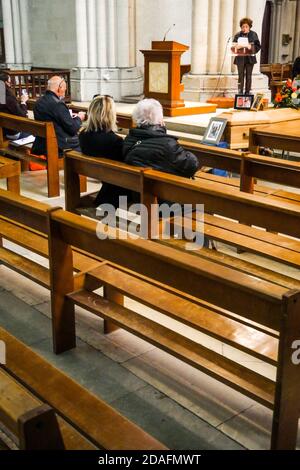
[207,0,221,74]
[75,0,88,68]
[293,0,300,58]
[2,0,15,67]
[96,0,108,68]
[2,0,32,69]
[268,1,276,63]
[182,0,269,101]
[219,0,234,74]
[19,0,32,67]
[11,0,22,65]
[274,0,283,62]
[72,0,143,102]
[190,0,209,75]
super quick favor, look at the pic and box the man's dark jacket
[32,90,81,155]
[233,30,261,65]
[123,125,199,178]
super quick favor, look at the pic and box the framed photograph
[202,117,228,145]
[251,93,264,111]
[234,94,254,110]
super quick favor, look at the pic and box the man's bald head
[48,75,66,98]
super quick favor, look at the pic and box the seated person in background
[292,56,300,80]
[123,99,199,178]
[32,76,85,156]
[79,95,132,208]
[0,72,29,139]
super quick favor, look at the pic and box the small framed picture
[251,93,264,111]
[234,94,254,110]
[202,117,228,145]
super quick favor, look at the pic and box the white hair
[132,99,164,126]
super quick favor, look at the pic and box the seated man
[123,99,199,178]
[32,76,85,156]
[0,72,29,139]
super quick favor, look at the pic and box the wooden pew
[0,188,102,290]
[65,144,300,214]
[0,327,165,450]
[63,150,300,270]
[2,178,300,449]
[0,112,61,198]
[47,207,300,449]
[179,140,300,201]
[249,121,300,156]
[0,112,86,198]
[0,155,20,194]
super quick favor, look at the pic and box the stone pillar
[190,0,209,75]
[2,0,15,67]
[207,0,221,74]
[268,1,276,63]
[75,0,88,68]
[219,0,234,74]
[293,0,300,58]
[182,0,269,101]
[274,0,283,62]
[19,0,32,67]
[2,0,31,69]
[72,0,143,102]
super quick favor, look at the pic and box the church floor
[1,170,300,450]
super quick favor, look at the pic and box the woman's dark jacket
[233,30,261,65]
[123,125,199,177]
[79,128,132,208]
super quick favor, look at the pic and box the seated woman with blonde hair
[79,95,131,207]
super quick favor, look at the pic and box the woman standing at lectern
[233,18,261,95]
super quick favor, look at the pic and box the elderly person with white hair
[32,75,86,156]
[123,99,199,178]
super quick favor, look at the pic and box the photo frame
[251,93,264,111]
[234,94,254,110]
[202,117,228,145]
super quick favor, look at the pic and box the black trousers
[237,62,254,94]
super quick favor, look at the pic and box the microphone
[163,24,176,41]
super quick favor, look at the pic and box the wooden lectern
[140,41,216,117]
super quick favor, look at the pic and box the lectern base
[163,102,217,117]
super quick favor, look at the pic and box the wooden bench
[65,143,300,214]
[249,120,300,156]
[45,207,300,449]
[0,112,86,198]
[0,155,20,194]
[63,150,300,271]
[2,181,300,449]
[0,327,165,450]
[0,188,102,289]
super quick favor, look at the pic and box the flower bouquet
[273,78,300,110]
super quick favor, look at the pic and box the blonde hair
[80,96,117,133]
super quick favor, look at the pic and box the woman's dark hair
[240,17,253,28]
[0,72,10,83]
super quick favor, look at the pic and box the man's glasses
[58,78,66,89]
